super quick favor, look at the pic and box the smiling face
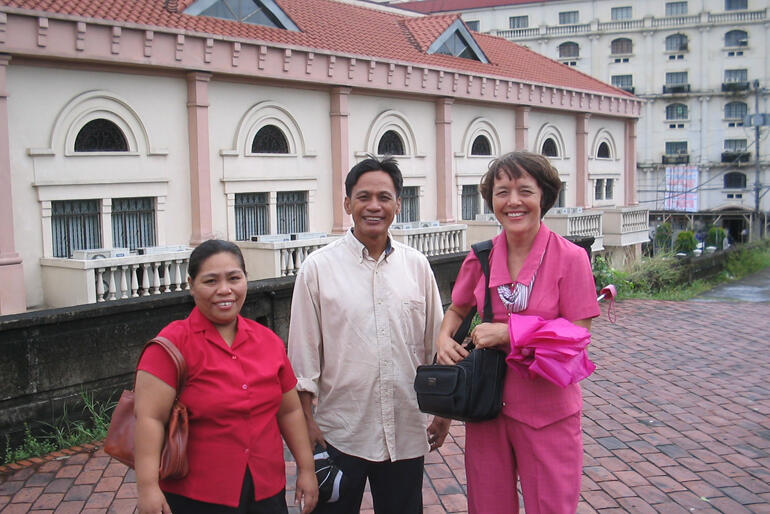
[492,169,543,241]
[189,251,247,330]
[344,170,401,250]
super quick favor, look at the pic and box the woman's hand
[436,333,469,364]
[471,322,510,352]
[137,483,171,514]
[295,467,319,514]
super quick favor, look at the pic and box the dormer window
[427,19,489,63]
[185,0,299,30]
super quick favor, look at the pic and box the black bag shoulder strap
[471,240,494,323]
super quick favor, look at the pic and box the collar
[489,223,550,288]
[188,306,251,350]
[344,228,394,263]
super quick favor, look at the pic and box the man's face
[344,170,401,243]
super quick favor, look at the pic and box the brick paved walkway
[1,299,769,513]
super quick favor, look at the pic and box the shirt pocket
[401,297,427,359]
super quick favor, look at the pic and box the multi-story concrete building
[397,0,770,243]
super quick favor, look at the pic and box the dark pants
[164,469,288,514]
[312,444,424,514]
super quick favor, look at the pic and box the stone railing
[651,14,701,28]
[597,19,644,31]
[709,9,765,24]
[492,27,539,39]
[544,209,604,252]
[40,249,192,308]
[237,235,340,280]
[546,23,591,36]
[390,223,467,256]
[602,207,650,247]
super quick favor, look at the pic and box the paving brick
[581,490,618,510]
[2,503,32,513]
[53,500,86,513]
[31,493,65,510]
[722,486,765,505]
[94,476,123,493]
[54,466,83,479]
[632,485,668,504]
[44,479,74,494]
[115,482,137,499]
[84,491,115,509]
[63,485,93,502]
[74,470,103,485]
[439,493,467,512]
[597,480,635,499]
[616,496,657,513]
[12,486,43,503]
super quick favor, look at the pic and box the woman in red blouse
[134,240,318,514]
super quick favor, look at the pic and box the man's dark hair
[345,155,403,198]
[188,239,246,279]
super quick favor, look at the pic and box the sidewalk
[1,298,769,513]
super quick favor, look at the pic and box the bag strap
[471,239,494,323]
[134,336,187,395]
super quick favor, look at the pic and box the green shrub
[654,222,673,252]
[706,226,726,250]
[674,230,697,254]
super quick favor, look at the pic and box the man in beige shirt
[288,156,449,513]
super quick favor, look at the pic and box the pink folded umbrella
[506,314,596,388]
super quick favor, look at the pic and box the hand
[426,417,451,451]
[137,483,171,514]
[436,334,469,365]
[295,468,319,514]
[471,322,510,352]
[305,417,326,449]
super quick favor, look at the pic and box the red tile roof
[0,0,629,97]
[395,0,558,14]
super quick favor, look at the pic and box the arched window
[597,142,611,159]
[251,125,289,153]
[724,172,746,189]
[610,38,632,55]
[377,130,405,155]
[666,103,689,120]
[725,101,748,120]
[725,30,748,47]
[541,138,558,157]
[74,119,128,152]
[665,33,688,52]
[558,42,579,59]
[471,135,492,156]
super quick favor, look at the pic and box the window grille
[558,42,579,59]
[666,71,688,85]
[509,16,528,28]
[611,75,633,89]
[666,103,689,120]
[471,135,492,156]
[252,125,289,153]
[724,139,747,152]
[724,172,746,189]
[558,11,579,24]
[235,192,269,240]
[724,69,747,83]
[461,185,479,220]
[541,138,558,157]
[74,119,128,152]
[112,197,156,250]
[397,186,420,223]
[665,2,688,15]
[611,7,632,20]
[665,34,688,52]
[725,0,747,11]
[725,101,747,120]
[610,38,633,55]
[52,200,101,258]
[277,191,307,234]
[666,141,688,154]
[378,130,405,156]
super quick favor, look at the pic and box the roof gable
[403,14,487,63]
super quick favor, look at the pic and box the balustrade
[390,224,467,256]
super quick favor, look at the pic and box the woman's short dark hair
[345,155,403,198]
[479,151,562,216]
[188,239,246,280]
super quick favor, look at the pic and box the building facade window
[112,197,156,250]
[724,69,748,83]
[666,71,688,85]
[542,138,559,157]
[725,0,747,11]
[611,74,633,89]
[558,42,579,59]
[377,130,405,155]
[74,119,128,152]
[557,182,566,208]
[471,135,492,156]
[234,192,269,240]
[725,30,748,47]
[191,0,298,30]
[434,30,480,60]
[597,142,611,159]
[509,15,528,28]
[724,172,746,189]
[666,141,688,155]
[611,6,632,20]
[725,101,748,120]
[665,34,688,52]
[461,185,479,220]
[724,139,747,152]
[610,38,633,55]
[594,179,614,201]
[666,1,688,15]
[465,20,479,31]
[52,200,102,258]
[397,186,420,223]
[559,11,579,24]
[252,125,289,153]
[666,103,689,120]
[276,191,308,234]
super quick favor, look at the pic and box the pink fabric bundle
[506,314,596,388]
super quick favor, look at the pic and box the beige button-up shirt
[288,230,443,462]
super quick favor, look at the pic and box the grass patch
[2,391,115,465]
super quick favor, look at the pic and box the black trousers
[164,469,288,514]
[312,444,424,514]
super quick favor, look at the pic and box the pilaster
[625,119,638,205]
[514,106,530,151]
[575,113,590,208]
[330,87,351,233]
[435,97,454,223]
[186,71,214,245]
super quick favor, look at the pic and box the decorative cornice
[0,8,642,118]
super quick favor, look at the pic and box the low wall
[0,254,464,445]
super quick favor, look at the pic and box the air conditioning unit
[290,232,328,240]
[419,221,441,228]
[137,245,189,255]
[251,234,291,242]
[474,213,497,222]
[390,222,415,230]
[71,248,130,260]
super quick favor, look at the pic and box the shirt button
[244,448,250,454]
[502,401,507,406]
[242,384,248,390]
[232,355,237,359]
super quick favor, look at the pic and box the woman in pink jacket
[436,151,600,513]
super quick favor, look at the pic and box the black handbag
[414,240,507,422]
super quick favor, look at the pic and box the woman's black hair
[188,239,246,279]
[345,155,403,198]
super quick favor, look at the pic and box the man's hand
[426,417,451,451]
[305,416,326,449]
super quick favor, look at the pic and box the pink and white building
[0,0,644,313]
